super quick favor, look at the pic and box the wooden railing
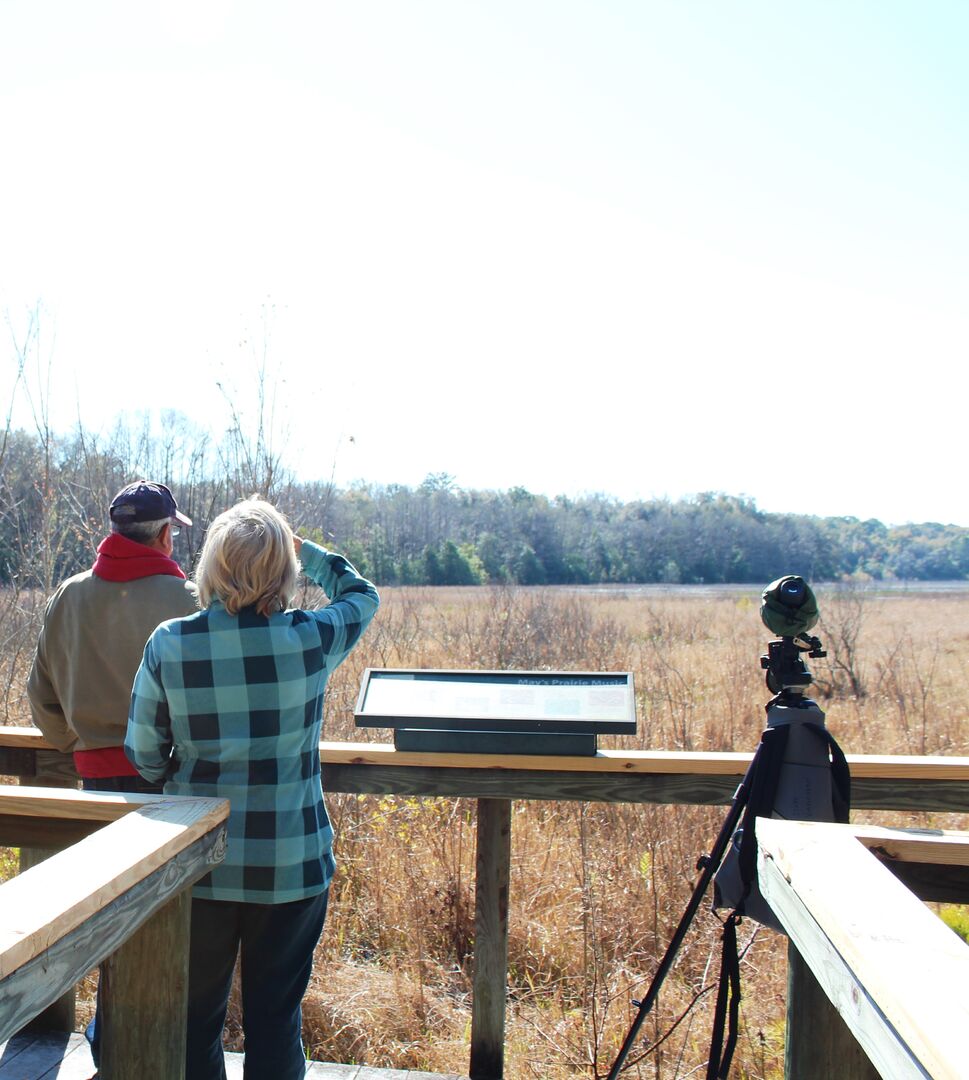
[2,727,968,1079]
[0,779,228,1080]
[758,819,969,1080]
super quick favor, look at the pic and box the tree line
[1,424,966,589]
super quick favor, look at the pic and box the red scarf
[92,532,186,581]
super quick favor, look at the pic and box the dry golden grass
[295,582,969,1078]
[4,581,969,1077]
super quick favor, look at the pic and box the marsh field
[3,581,968,1078]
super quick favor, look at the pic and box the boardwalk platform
[0,1032,467,1079]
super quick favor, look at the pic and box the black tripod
[605,755,756,1079]
[607,630,833,1079]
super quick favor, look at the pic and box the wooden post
[470,797,511,1080]
[782,946,881,1080]
[786,943,881,1079]
[18,749,79,1034]
[99,889,191,1080]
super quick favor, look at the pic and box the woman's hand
[293,535,303,557]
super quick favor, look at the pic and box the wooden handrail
[0,787,228,1079]
[4,725,969,1079]
[7,725,969,780]
[0,785,173,824]
[0,790,227,981]
[758,819,969,1080]
[323,740,969,779]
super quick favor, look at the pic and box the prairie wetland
[5,2,969,1073]
[3,580,968,1078]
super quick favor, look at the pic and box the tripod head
[759,576,826,703]
[760,634,826,700]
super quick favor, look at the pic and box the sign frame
[353,668,637,736]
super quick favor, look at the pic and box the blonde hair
[195,498,299,616]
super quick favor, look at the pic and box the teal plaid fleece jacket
[125,541,379,904]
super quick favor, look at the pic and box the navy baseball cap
[109,481,193,526]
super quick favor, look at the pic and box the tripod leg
[606,773,752,1080]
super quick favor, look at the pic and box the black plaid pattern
[126,542,379,904]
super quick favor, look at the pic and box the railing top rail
[5,725,969,781]
[758,819,969,1080]
[316,740,969,779]
[0,792,228,980]
[0,784,176,822]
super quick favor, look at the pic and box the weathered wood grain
[0,814,100,849]
[0,796,227,980]
[7,728,969,778]
[15,758,83,1034]
[16,846,75,1035]
[850,823,969,902]
[4,732,969,810]
[1,786,178,849]
[0,748,37,780]
[758,819,969,1080]
[323,762,743,805]
[3,730,969,1080]
[785,943,880,1080]
[849,777,969,813]
[852,823,969,865]
[0,790,225,1074]
[0,729,55,750]
[323,761,969,812]
[0,823,225,1043]
[101,889,191,1080]
[0,787,173,849]
[318,741,969,780]
[2,785,169,823]
[470,799,510,1080]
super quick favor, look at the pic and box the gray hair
[194,498,298,616]
[111,518,171,543]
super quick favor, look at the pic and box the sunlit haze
[2,2,967,524]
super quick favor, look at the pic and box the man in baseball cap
[28,478,198,785]
[28,479,199,1069]
[109,480,193,528]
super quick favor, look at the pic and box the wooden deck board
[0,1033,468,1079]
[0,1032,94,1078]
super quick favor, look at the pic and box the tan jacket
[27,570,199,752]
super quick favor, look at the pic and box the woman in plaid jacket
[126,498,379,1080]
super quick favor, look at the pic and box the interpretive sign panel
[354,669,636,754]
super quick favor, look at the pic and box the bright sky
[1,2,967,525]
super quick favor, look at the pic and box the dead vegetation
[4,581,968,1077]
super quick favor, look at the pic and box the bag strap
[816,724,851,823]
[709,721,851,1079]
[735,724,790,908]
[706,911,742,1080]
[705,729,784,1077]
[711,723,851,1079]
[736,721,852,900]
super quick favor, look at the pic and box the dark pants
[82,773,165,1068]
[187,891,329,1080]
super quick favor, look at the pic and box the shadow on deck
[0,1032,468,1079]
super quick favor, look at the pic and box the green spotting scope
[760,575,819,639]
